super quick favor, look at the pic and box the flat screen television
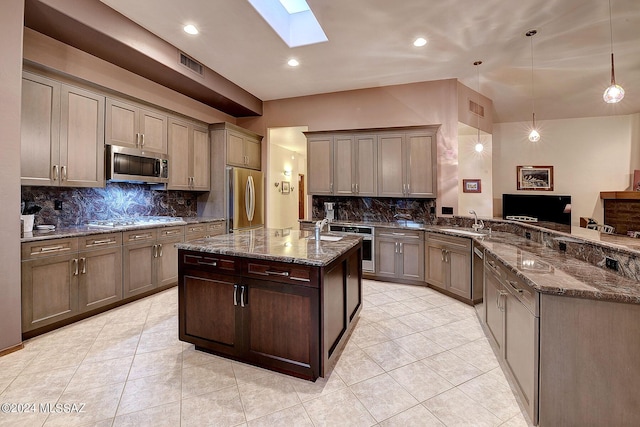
[502,194,571,226]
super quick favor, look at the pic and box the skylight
[248,0,328,48]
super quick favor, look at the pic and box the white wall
[458,124,493,218]
[493,114,637,225]
[267,128,307,229]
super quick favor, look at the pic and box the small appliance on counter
[324,202,336,222]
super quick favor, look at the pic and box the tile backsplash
[22,183,198,227]
[312,196,436,224]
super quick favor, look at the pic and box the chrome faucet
[315,219,328,240]
[469,210,484,232]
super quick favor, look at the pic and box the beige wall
[267,142,304,229]
[458,126,493,218]
[23,28,235,125]
[493,114,638,225]
[238,79,461,215]
[0,0,24,352]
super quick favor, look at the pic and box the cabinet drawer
[79,233,122,250]
[122,229,157,244]
[244,261,319,287]
[427,232,471,250]
[376,228,424,240]
[504,272,538,315]
[182,252,239,274]
[22,238,78,259]
[206,221,225,236]
[158,226,185,240]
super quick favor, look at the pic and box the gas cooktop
[87,216,184,229]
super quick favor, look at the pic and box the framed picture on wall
[517,165,554,191]
[281,181,290,194]
[463,179,482,193]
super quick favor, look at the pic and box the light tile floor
[0,279,533,427]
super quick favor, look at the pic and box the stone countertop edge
[176,228,362,267]
[20,217,226,243]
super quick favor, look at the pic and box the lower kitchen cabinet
[483,252,539,425]
[123,226,185,298]
[425,233,472,301]
[21,233,122,332]
[375,228,424,282]
[185,220,226,241]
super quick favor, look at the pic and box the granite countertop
[176,228,362,267]
[21,217,225,243]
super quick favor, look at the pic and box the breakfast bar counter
[176,228,363,381]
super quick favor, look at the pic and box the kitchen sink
[440,228,486,237]
[308,235,343,242]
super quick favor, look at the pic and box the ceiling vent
[469,99,485,118]
[179,51,204,77]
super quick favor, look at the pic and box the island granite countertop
[176,227,362,267]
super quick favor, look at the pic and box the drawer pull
[198,260,218,267]
[164,230,181,235]
[40,245,66,252]
[189,227,204,232]
[265,270,290,277]
[131,234,150,240]
[507,280,525,295]
[289,276,311,282]
[90,239,114,245]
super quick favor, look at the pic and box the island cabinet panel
[323,263,346,359]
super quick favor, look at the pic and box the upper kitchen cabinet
[21,72,105,188]
[306,126,436,197]
[168,117,210,191]
[307,135,334,195]
[378,130,436,198]
[211,122,262,170]
[106,98,168,154]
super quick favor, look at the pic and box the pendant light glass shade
[603,0,624,103]
[526,30,540,141]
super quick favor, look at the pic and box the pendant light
[473,61,484,153]
[526,29,540,142]
[603,0,624,103]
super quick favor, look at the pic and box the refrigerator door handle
[246,175,255,222]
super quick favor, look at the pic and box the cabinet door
[244,135,262,170]
[156,235,183,288]
[191,126,210,190]
[21,253,77,332]
[447,249,471,299]
[182,274,240,356]
[375,238,398,278]
[139,108,167,153]
[399,239,424,281]
[168,119,191,190]
[307,137,334,195]
[426,244,446,289]
[59,84,105,188]
[406,133,436,197]
[377,134,405,197]
[78,246,122,313]
[355,135,377,196]
[105,99,138,148]
[123,242,155,298]
[484,270,505,354]
[21,73,60,186]
[226,130,247,167]
[334,135,354,195]
[504,293,538,421]
[242,279,319,379]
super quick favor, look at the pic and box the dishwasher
[472,241,484,315]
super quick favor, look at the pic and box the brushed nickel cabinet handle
[52,165,59,181]
[80,257,86,274]
[72,258,78,276]
[240,285,246,307]
[40,245,64,252]
[233,284,238,306]
[265,270,290,277]
[61,165,67,181]
[158,244,163,257]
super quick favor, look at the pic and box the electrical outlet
[525,232,531,240]
[559,242,567,252]
[605,257,619,271]
[442,207,453,215]
[54,200,63,210]
[429,206,435,215]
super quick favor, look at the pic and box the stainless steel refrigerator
[228,167,264,232]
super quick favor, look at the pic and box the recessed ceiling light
[413,37,427,47]
[183,24,199,35]
[288,58,300,67]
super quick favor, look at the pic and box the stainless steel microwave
[106,145,169,184]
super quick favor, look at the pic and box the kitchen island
[176,228,363,381]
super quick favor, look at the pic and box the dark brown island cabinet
[177,237,362,381]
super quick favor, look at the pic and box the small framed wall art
[463,179,482,193]
[517,165,554,191]
[281,181,290,194]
